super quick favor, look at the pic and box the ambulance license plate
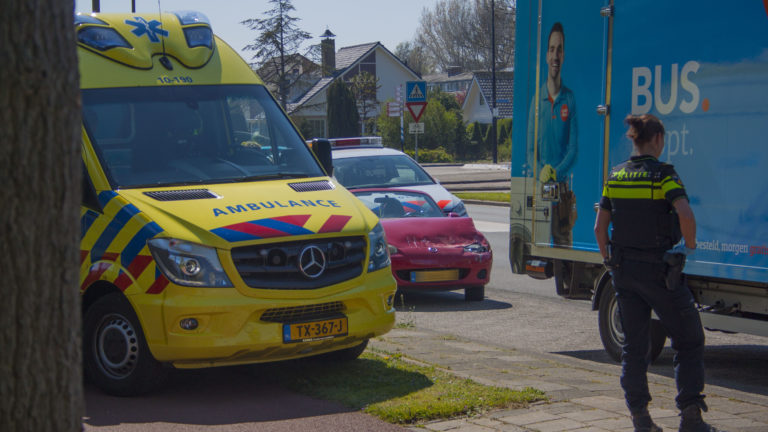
[283,317,348,343]
[410,269,460,282]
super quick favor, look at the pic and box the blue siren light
[174,11,211,26]
[78,27,132,51]
[183,27,213,49]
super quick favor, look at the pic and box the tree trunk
[0,1,84,431]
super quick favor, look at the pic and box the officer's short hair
[625,114,665,145]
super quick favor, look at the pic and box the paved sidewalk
[370,328,768,432]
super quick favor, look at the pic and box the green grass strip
[455,192,510,203]
[259,352,546,424]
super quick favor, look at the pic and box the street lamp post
[491,0,498,164]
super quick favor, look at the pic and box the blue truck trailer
[510,0,768,361]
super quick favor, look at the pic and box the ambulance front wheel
[83,293,167,396]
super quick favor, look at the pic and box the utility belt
[614,247,665,264]
[607,244,686,291]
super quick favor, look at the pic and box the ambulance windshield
[82,85,325,188]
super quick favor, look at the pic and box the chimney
[320,29,336,77]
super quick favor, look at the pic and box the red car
[352,189,492,301]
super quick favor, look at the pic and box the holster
[604,244,620,271]
[663,252,686,291]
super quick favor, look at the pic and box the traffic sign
[406,101,427,122]
[406,81,426,102]
[387,102,401,117]
[409,122,424,133]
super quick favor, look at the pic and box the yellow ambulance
[76,11,396,395]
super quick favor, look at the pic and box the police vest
[601,156,684,251]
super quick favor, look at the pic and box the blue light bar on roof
[183,27,213,49]
[174,11,211,26]
[75,14,107,26]
[77,27,132,51]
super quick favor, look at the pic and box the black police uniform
[599,155,707,414]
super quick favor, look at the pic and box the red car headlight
[463,243,489,253]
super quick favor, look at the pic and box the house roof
[287,41,420,114]
[423,71,475,84]
[466,71,515,118]
[335,42,378,70]
[288,77,333,113]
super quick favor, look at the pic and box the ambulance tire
[311,339,369,362]
[598,284,667,363]
[83,293,167,396]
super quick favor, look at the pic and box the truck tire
[464,285,485,301]
[598,283,667,363]
[83,293,167,396]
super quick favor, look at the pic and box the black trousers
[611,257,706,411]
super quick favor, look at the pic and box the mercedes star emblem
[298,244,327,279]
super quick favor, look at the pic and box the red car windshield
[353,190,444,219]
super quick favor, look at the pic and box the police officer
[594,114,718,432]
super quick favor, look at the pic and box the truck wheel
[554,260,571,296]
[598,283,624,362]
[598,283,668,363]
[83,293,166,396]
[464,286,485,301]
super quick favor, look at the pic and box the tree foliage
[394,41,435,76]
[242,0,312,108]
[349,72,381,135]
[327,80,360,138]
[1,0,83,430]
[415,0,515,72]
[377,89,463,161]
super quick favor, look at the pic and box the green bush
[403,147,454,163]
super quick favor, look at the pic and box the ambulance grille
[144,189,219,201]
[231,236,365,290]
[260,301,345,323]
[288,180,334,192]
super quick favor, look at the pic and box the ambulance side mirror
[310,138,334,177]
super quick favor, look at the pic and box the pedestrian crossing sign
[406,81,426,102]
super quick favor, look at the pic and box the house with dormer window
[287,32,420,139]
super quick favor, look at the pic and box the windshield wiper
[233,172,310,182]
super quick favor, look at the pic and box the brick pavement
[370,328,768,432]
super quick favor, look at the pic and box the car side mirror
[310,138,333,176]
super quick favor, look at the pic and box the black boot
[679,404,720,432]
[631,408,663,432]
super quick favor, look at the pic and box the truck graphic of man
[527,21,578,246]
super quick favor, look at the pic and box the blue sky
[74,0,439,62]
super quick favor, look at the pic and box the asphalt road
[399,202,768,398]
[81,182,768,430]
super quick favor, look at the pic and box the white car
[330,141,468,217]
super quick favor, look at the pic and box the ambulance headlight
[148,238,232,287]
[367,223,391,272]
